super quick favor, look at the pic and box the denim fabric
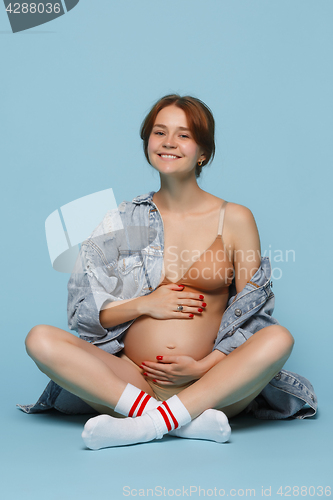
[17,380,95,415]
[18,191,317,419]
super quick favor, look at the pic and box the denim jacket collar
[132,191,156,204]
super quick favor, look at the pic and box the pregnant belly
[123,296,227,366]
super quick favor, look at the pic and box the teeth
[160,155,178,159]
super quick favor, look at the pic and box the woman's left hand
[140,355,203,386]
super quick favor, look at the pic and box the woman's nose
[163,141,176,149]
[162,135,176,149]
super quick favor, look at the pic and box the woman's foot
[82,395,191,449]
[169,409,231,443]
[82,412,159,450]
[82,397,231,450]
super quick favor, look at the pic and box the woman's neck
[153,177,208,214]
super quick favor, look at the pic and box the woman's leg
[177,325,294,419]
[25,324,155,415]
[81,325,294,449]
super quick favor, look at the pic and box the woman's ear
[199,153,206,164]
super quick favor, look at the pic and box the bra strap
[217,201,228,236]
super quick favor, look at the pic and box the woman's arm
[229,203,261,293]
[213,203,279,356]
[100,282,204,328]
[99,296,146,329]
[196,349,227,374]
[69,242,205,335]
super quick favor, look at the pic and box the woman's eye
[180,134,189,139]
[155,131,164,136]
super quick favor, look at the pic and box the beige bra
[158,201,234,292]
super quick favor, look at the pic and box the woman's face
[148,105,205,177]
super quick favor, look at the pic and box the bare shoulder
[207,194,257,232]
[221,200,260,255]
[224,201,256,226]
[202,193,256,227]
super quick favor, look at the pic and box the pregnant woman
[25,94,295,449]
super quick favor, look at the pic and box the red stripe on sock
[157,406,172,431]
[128,391,145,417]
[162,401,179,429]
[137,395,151,416]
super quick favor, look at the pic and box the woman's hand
[138,284,206,320]
[140,355,204,386]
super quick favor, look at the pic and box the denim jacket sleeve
[67,239,117,341]
[213,257,279,355]
[67,208,135,343]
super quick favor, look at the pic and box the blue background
[1,1,332,498]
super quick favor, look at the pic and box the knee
[25,324,53,362]
[266,325,295,360]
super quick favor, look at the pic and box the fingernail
[153,379,157,383]
[141,362,146,365]
[189,314,194,318]
[198,308,203,312]
[143,372,148,376]
[202,302,207,307]
[139,366,144,370]
[156,356,163,360]
[199,295,204,300]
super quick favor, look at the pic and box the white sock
[82,395,191,450]
[115,386,231,444]
[169,409,231,443]
[88,383,231,446]
[114,383,157,417]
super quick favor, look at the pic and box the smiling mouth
[158,154,180,159]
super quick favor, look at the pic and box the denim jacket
[18,191,317,419]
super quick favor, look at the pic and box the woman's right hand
[139,284,206,320]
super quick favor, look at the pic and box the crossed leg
[25,324,155,416]
[26,323,294,420]
[78,325,294,448]
[177,325,294,419]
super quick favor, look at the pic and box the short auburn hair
[140,94,215,178]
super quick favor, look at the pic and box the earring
[197,159,204,167]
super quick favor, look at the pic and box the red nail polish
[202,302,207,307]
[143,372,148,376]
[139,366,144,369]
[141,362,146,365]
[199,295,204,300]
[198,308,203,312]
[189,314,194,318]
[156,356,163,360]
[153,379,157,383]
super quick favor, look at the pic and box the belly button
[166,345,176,350]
